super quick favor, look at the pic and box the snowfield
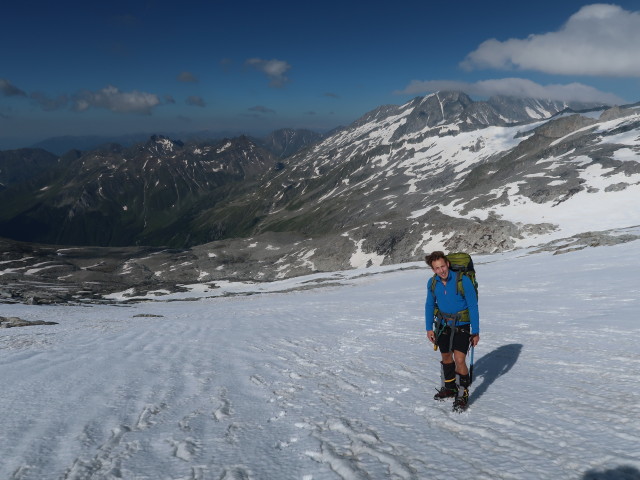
[1,240,640,480]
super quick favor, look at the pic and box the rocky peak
[143,135,185,155]
[385,91,611,142]
[389,91,474,140]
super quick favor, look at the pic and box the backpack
[429,252,478,300]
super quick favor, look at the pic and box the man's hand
[470,334,480,347]
[427,330,436,344]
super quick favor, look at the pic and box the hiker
[425,251,479,412]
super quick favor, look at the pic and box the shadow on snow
[582,466,640,480]
[468,347,640,480]
[469,343,522,406]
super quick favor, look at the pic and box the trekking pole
[469,345,475,384]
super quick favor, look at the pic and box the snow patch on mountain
[349,239,385,268]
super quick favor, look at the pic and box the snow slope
[1,241,640,480]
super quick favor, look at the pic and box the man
[425,251,479,412]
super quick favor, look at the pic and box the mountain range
[28,128,327,157]
[1,91,639,303]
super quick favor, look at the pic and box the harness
[434,312,470,352]
[430,275,470,351]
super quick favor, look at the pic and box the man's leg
[453,350,468,375]
[452,350,470,411]
[434,351,457,400]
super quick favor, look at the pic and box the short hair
[425,251,448,268]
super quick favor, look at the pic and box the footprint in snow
[171,437,200,461]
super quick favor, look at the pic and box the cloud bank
[245,58,291,87]
[73,86,160,114]
[395,77,625,104]
[461,4,640,77]
[0,79,180,114]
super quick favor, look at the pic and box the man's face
[431,258,449,280]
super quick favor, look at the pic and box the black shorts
[437,325,471,354]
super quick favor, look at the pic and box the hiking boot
[452,388,469,412]
[433,386,458,401]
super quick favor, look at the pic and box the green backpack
[429,252,478,301]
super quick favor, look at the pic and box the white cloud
[72,86,160,114]
[395,77,625,104]
[245,58,291,87]
[461,4,640,77]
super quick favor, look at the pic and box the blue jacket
[425,270,479,334]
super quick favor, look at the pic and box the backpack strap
[430,274,437,295]
[456,271,465,298]
[430,275,440,322]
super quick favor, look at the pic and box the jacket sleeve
[425,277,436,331]
[462,275,480,334]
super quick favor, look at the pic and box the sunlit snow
[1,241,639,479]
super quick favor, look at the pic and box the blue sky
[2,1,640,148]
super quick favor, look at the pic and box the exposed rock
[0,316,58,328]
[605,182,631,192]
[530,230,640,255]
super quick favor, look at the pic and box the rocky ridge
[1,227,638,305]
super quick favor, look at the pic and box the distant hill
[0,148,60,191]
[0,135,278,246]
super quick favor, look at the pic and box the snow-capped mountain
[1,91,639,303]
[244,91,639,261]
